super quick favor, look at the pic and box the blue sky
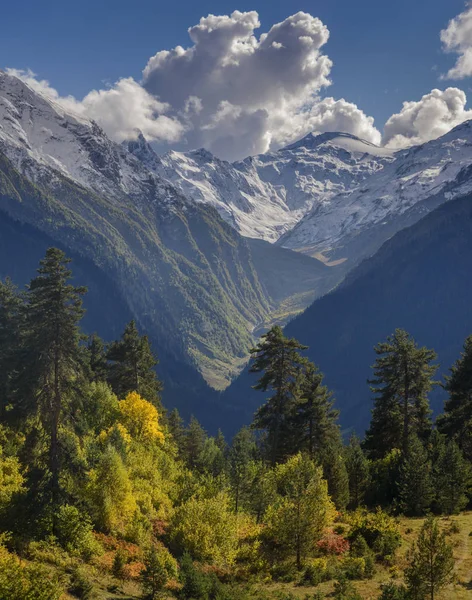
[2,0,471,159]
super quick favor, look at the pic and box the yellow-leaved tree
[118,392,164,443]
[263,453,336,569]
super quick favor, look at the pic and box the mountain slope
[127,131,392,244]
[280,121,472,262]
[222,192,472,435]
[0,70,329,390]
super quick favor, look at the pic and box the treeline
[0,248,470,600]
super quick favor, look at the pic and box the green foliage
[344,435,370,509]
[347,509,401,561]
[140,544,178,600]
[433,440,471,515]
[55,504,102,560]
[177,552,212,600]
[437,334,472,461]
[264,453,335,569]
[405,517,454,600]
[169,492,239,566]
[364,329,437,459]
[332,576,362,600]
[378,582,408,600]
[250,326,307,464]
[68,565,95,600]
[398,436,433,516]
[0,544,62,600]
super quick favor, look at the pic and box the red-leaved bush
[316,531,350,555]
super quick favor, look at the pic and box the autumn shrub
[55,504,102,560]
[340,557,366,580]
[300,558,328,586]
[316,531,349,556]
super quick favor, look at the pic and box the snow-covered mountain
[280,121,472,255]
[126,131,393,243]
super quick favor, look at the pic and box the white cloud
[382,87,472,148]
[6,68,184,143]
[441,4,472,80]
[142,10,381,158]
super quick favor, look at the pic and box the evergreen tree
[322,441,350,511]
[292,361,340,457]
[437,335,472,460]
[107,320,163,408]
[345,435,370,509]
[229,427,257,512]
[433,440,470,515]
[184,416,207,471]
[19,248,86,514]
[398,435,433,516]
[364,330,437,459]
[168,408,186,452]
[405,517,454,600]
[87,333,108,382]
[250,326,307,464]
[0,278,23,419]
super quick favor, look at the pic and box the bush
[316,532,349,556]
[333,576,362,600]
[378,582,408,600]
[300,558,327,586]
[348,509,401,561]
[448,520,460,535]
[340,557,365,580]
[55,505,102,560]
[68,566,95,600]
[0,545,63,599]
[270,560,299,582]
[112,548,128,581]
[349,536,375,578]
[178,552,213,600]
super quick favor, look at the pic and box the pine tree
[322,440,350,511]
[345,435,370,509]
[433,440,471,515]
[0,278,23,419]
[405,517,454,600]
[20,248,86,514]
[364,330,437,459]
[398,435,433,516]
[250,326,307,464]
[437,335,472,460]
[107,320,163,408]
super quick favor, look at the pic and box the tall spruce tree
[107,320,163,408]
[87,333,108,382]
[398,435,433,516]
[433,440,471,515]
[437,335,472,460]
[364,329,437,459]
[345,435,370,509]
[229,427,257,512]
[20,248,86,513]
[250,326,307,464]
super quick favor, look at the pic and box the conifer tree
[107,320,163,408]
[20,248,86,513]
[398,435,433,516]
[405,517,454,600]
[292,362,340,457]
[229,427,257,512]
[345,435,370,509]
[437,335,472,460]
[87,333,108,382]
[0,278,23,419]
[433,440,471,515]
[364,330,437,459]
[250,326,307,464]
[168,408,186,452]
[184,416,207,470]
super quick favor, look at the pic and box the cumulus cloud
[6,68,184,143]
[441,4,472,80]
[382,87,472,148]
[142,10,381,158]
